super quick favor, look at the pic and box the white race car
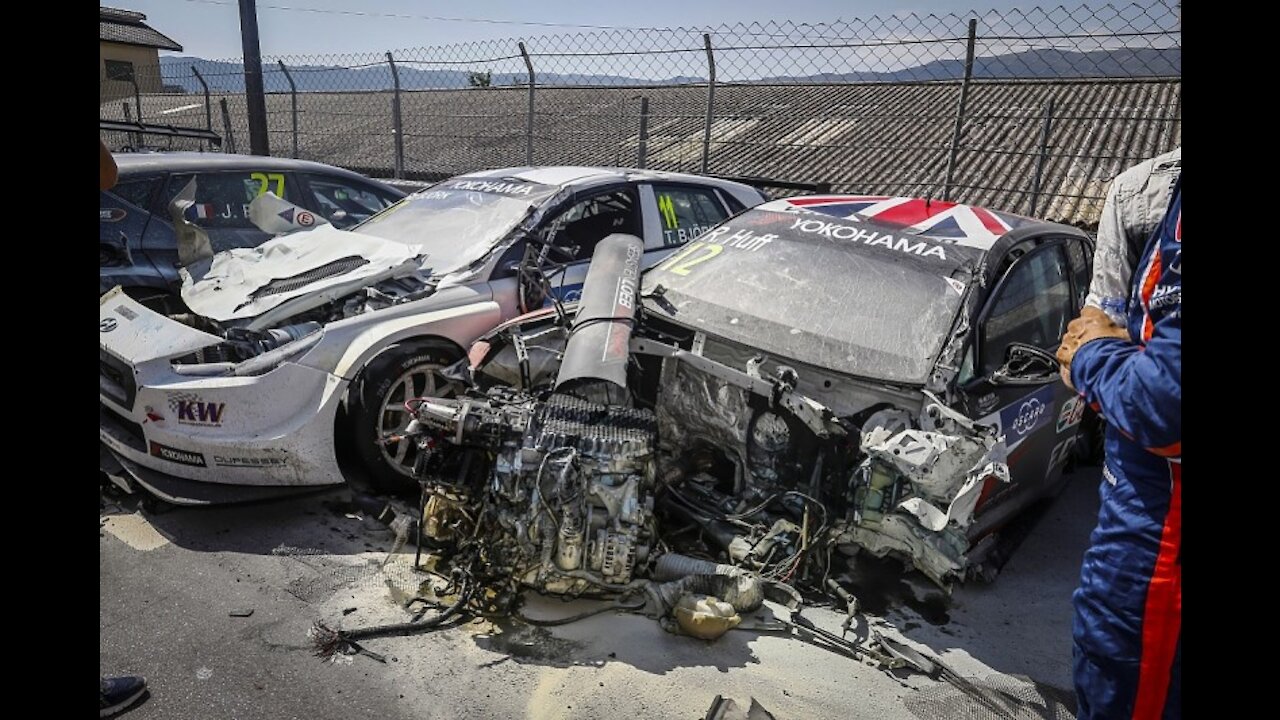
[99,166,766,504]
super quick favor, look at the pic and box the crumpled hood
[179,225,425,323]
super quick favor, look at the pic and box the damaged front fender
[843,407,1008,588]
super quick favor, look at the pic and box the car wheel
[350,341,461,493]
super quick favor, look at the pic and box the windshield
[642,206,973,385]
[353,177,562,274]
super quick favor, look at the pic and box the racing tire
[349,341,462,494]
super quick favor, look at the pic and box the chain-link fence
[99,0,1180,227]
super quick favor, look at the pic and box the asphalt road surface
[100,467,1101,720]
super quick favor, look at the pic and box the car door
[297,173,403,230]
[145,170,304,272]
[959,237,1080,517]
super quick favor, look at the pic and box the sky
[122,0,1049,59]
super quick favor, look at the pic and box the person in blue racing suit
[1057,175,1181,719]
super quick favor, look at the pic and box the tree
[467,71,492,88]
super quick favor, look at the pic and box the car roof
[113,152,402,191]
[457,166,762,196]
[759,195,1045,254]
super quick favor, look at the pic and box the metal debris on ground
[705,695,778,720]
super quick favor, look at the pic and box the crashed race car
[99,166,767,504]
[397,195,1095,594]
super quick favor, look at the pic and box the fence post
[701,33,716,174]
[220,97,237,154]
[191,66,213,147]
[636,96,650,169]
[121,102,141,149]
[942,19,977,202]
[519,42,535,165]
[277,60,299,159]
[130,74,143,133]
[1029,97,1055,217]
[386,52,404,179]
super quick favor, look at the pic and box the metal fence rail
[99,0,1181,227]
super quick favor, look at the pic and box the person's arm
[1083,170,1134,324]
[100,139,117,191]
[1069,247,1181,459]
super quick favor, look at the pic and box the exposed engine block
[414,391,658,594]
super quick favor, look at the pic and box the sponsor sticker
[167,392,227,426]
[976,392,999,414]
[149,441,207,467]
[100,208,127,222]
[1057,396,1085,433]
[114,305,138,321]
[213,455,288,468]
[1046,436,1078,478]
[998,385,1055,446]
[296,210,316,226]
[446,180,536,196]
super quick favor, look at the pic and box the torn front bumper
[98,289,350,498]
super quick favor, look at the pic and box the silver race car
[99,166,766,503]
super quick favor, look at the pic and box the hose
[309,578,473,660]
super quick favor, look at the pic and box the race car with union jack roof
[432,193,1097,587]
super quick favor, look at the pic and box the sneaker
[100,675,147,717]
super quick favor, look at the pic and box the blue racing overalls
[1069,175,1181,719]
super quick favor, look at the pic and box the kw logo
[169,394,226,426]
[658,195,679,230]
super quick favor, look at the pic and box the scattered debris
[228,608,255,618]
[705,695,777,720]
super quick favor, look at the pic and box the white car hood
[179,225,425,324]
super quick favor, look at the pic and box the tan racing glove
[1057,306,1130,391]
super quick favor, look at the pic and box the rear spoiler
[100,119,222,146]
[704,174,832,195]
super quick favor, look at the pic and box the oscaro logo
[100,318,118,333]
[1011,398,1046,435]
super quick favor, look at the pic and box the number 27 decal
[657,240,722,276]
[250,172,286,197]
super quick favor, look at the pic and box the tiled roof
[100,6,183,51]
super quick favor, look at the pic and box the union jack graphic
[779,195,1029,249]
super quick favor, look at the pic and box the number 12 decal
[657,240,723,276]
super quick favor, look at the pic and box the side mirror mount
[990,342,1059,386]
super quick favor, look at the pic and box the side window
[163,171,300,229]
[304,175,399,229]
[980,244,1073,376]
[652,184,730,247]
[720,191,749,215]
[1064,238,1092,310]
[108,178,160,210]
[543,189,641,262]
